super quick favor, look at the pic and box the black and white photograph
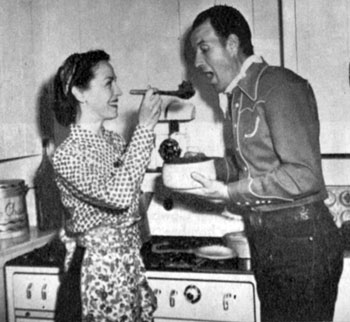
[1,1,350,321]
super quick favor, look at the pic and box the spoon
[130,81,195,99]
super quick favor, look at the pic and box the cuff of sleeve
[227,179,272,207]
[213,157,238,183]
[135,124,156,145]
[227,179,251,206]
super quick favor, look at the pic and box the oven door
[6,266,59,322]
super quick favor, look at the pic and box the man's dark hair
[192,5,254,56]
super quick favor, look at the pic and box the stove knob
[184,285,201,304]
[170,290,178,307]
[340,191,350,207]
[41,284,47,300]
[26,283,33,299]
[325,191,336,207]
[341,210,350,226]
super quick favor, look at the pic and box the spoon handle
[130,89,178,96]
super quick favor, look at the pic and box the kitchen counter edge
[0,227,58,266]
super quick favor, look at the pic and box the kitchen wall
[0,0,284,227]
[282,0,350,185]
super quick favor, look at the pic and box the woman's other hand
[138,88,162,130]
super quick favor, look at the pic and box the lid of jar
[0,179,25,189]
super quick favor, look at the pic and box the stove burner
[141,236,251,273]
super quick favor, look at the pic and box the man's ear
[71,86,85,103]
[226,34,240,56]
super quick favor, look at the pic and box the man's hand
[185,172,230,203]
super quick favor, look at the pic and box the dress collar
[70,124,111,147]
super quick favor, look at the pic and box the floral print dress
[53,124,157,322]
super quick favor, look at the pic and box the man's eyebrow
[196,39,206,47]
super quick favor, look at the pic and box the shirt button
[235,103,239,108]
[237,202,241,205]
[234,124,237,128]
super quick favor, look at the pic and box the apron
[62,224,157,322]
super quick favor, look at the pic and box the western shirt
[215,59,328,211]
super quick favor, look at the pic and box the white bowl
[162,157,216,190]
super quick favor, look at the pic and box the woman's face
[82,61,122,122]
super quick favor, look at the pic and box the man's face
[190,20,239,93]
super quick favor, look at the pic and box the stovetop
[141,236,251,273]
[5,237,66,269]
[5,235,251,274]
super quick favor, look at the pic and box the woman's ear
[71,86,85,103]
[226,34,239,56]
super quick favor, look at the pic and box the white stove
[147,271,258,322]
[142,235,259,322]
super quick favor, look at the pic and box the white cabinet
[282,0,350,153]
[0,0,42,160]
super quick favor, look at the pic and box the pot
[162,156,216,190]
[0,179,29,239]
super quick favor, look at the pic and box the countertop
[0,227,57,266]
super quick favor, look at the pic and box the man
[186,5,344,322]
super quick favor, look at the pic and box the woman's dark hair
[192,5,254,56]
[53,49,110,126]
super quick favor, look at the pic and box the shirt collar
[70,124,111,147]
[224,55,263,94]
[218,55,263,116]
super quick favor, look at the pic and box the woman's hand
[138,88,162,130]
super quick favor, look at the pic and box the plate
[195,245,237,260]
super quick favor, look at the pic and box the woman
[52,49,162,321]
